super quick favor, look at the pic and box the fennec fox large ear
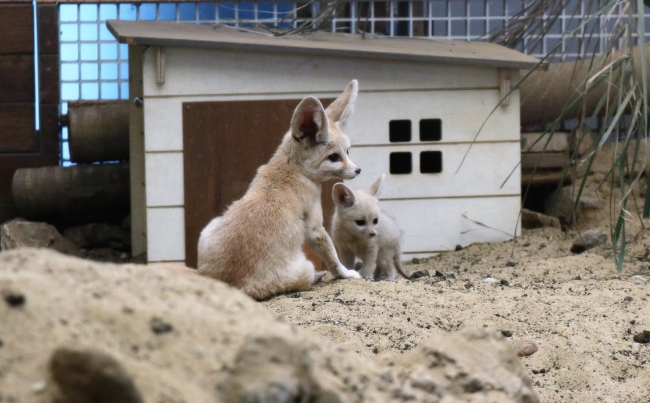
[291,96,330,145]
[326,80,358,128]
[368,174,385,198]
[332,183,357,208]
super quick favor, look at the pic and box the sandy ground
[263,143,650,403]
[264,227,649,403]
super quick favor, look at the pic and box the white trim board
[141,47,500,98]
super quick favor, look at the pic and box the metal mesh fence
[58,1,650,164]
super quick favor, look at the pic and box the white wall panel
[346,89,520,145]
[380,196,521,254]
[147,207,186,262]
[144,98,185,152]
[145,152,185,207]
[347,142,521,199]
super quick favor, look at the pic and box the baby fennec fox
[198,81,362,300]
[332,175,410,281]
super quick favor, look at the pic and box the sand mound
[0,248,536,403]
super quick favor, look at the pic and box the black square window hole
[420,151,442,173]
[389,120,411,142]
[390,152,412,174]
[420,119,442,141]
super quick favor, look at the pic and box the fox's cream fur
[197,81,362,300]
[332,175,410,281]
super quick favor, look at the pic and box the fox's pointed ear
[332,183,356,208]
[291,97,330,145]
[325,80,358,128]
[368,174,385,198]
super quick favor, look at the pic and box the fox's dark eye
[347,149,350,155]
[355,220,366,226]
[373,218,379,225]
[328,153,341,162]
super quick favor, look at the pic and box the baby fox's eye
[328,153,341,162]
[355,220,366,226]
[373,218,379,225]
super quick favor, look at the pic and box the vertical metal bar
[33,0,40,130]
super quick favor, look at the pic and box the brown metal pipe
[12,164,130,218]
[67,100,129,163]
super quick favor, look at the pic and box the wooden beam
[0,4,34,55]
[38,4,58,55]
[0,104,36,153]
[521,132,569,153]
[521,152,569,170]
[0,55,34,103]
[40,104,60,154]
[521,170,574,187]
[39,55,59,104]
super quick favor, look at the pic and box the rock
[86,248,129,263]
[49,346,143,403]
[218,332,343,403]
[410,270,430,279]
[633,330,650,344]
[544,186,580,226]
[2,288,25,307]
[121,215,131,231]
[454,244,463,251]
[521,209,562,230]
[0,220,82,256]
[578,190,606,210]
[394,328,539,402]
[501,330,513,337]
[516,342,539,357]
[500,279,510,286]
[150,317,173,335]
[1,220,61,250]
[63,223,131,251]
[570,229,608,253]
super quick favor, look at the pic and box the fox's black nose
[355,168,361,174]
[369,232,376,237]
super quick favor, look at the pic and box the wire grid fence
[58,0,650,164]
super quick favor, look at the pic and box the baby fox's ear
[368,174,385,198]
[332,183,357,208]
[291,96,330,146]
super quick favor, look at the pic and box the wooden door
[182,99,335,268]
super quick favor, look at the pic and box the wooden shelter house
[108,20,541,267]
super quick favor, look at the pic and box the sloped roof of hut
[108,20,545,70]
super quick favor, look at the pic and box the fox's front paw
[336,266,362,279]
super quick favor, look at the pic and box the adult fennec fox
[198,81,363,299]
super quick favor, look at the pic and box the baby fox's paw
[313,271,327,284]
